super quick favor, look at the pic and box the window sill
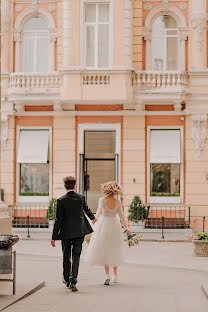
[148,196,182,204]
[17,196,49,203]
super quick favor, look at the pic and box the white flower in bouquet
[127,233,142,248]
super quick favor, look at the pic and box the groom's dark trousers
[52,191,95,285]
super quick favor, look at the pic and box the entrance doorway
[78,128,120,213]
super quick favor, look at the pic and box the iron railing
[128,205,208,234]
[11,204,54,229]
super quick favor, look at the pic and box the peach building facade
[1,0,208,230]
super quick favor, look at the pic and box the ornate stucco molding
[142,27,152,41]
[190,18,207,50]
[53,101,63,112]
[0,101,14,152]
[191,114,207,160]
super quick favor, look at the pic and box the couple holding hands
[51,176,130,292]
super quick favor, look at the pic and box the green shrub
[46,198,57,220]
[128,196,150,223]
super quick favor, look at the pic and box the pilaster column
[124,0,132,69]
[143,27,151,70]
[49,30,57,71]
[63,0,72,68]
[190,0,207,69]
[1,0,11,73]
[14,32,21,72]
[180,29,188,71]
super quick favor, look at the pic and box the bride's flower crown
[101,181,123,197]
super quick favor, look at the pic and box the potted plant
[191,232,208,257]
[128,196,150,231]
[46,198,57,227]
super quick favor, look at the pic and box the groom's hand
[51,240,56,247]
[92,218,97,224]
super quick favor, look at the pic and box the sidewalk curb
[0,281,45,312]
[201,283,208,300]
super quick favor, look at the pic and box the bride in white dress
[85,181,131,285]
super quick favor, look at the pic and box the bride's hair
[101,181,123,197]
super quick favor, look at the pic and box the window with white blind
[17,129,51,201]
[84,3,109,68]
[152,15,179,70]
[149,129,183,203]
[23,17,49,72]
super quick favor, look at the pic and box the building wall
[123,116,145,214]
[0,117,15,206]
[132,0,143,70]
[186,115,208,229]
[53,116,76,198]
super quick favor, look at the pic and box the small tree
[46,198,57,221]
[128,196,150,223]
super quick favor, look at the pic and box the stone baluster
[167,73,171,87]
[162,73,166,88]
[172,73,176,87]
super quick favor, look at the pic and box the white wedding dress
[85,196,127,267]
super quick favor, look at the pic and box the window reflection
[150,163,180,197]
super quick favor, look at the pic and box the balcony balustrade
[82,72,111,85]
[133,71,188,90]
[8,72,61,92]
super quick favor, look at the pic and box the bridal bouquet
[127,233,142,247]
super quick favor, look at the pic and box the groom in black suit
[51,176,96,291]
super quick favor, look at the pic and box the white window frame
[16,126,52,203]
[77,123,121,190]
[152,18,179,71]
[81,0,113,69]
[23,26,49,72]
[147,126,184,204]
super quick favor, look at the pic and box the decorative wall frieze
[53,101,63,112]
[0,101,14,152]
[15,5,23,12]
[191,114,207,160]
[48,4,56,12]
[190,18,207,50]
[179,2,187,10]
[144,3,152,11]
[31,0,39,10]
[14,102,25,113]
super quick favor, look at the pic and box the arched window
[152,15,179,71]
[23,17,49,72]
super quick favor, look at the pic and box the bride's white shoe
[104,274,110,285]
[112,275,118,283]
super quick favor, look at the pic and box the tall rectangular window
[149,129,181,199]
[85,3,109,68]
[17,130,50,199]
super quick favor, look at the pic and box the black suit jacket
[52,191,95,240]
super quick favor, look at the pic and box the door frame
[77,123,121,193]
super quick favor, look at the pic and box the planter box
[192,241,208,257]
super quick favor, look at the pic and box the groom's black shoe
[62,278,70,288]
[71,284,78,292]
